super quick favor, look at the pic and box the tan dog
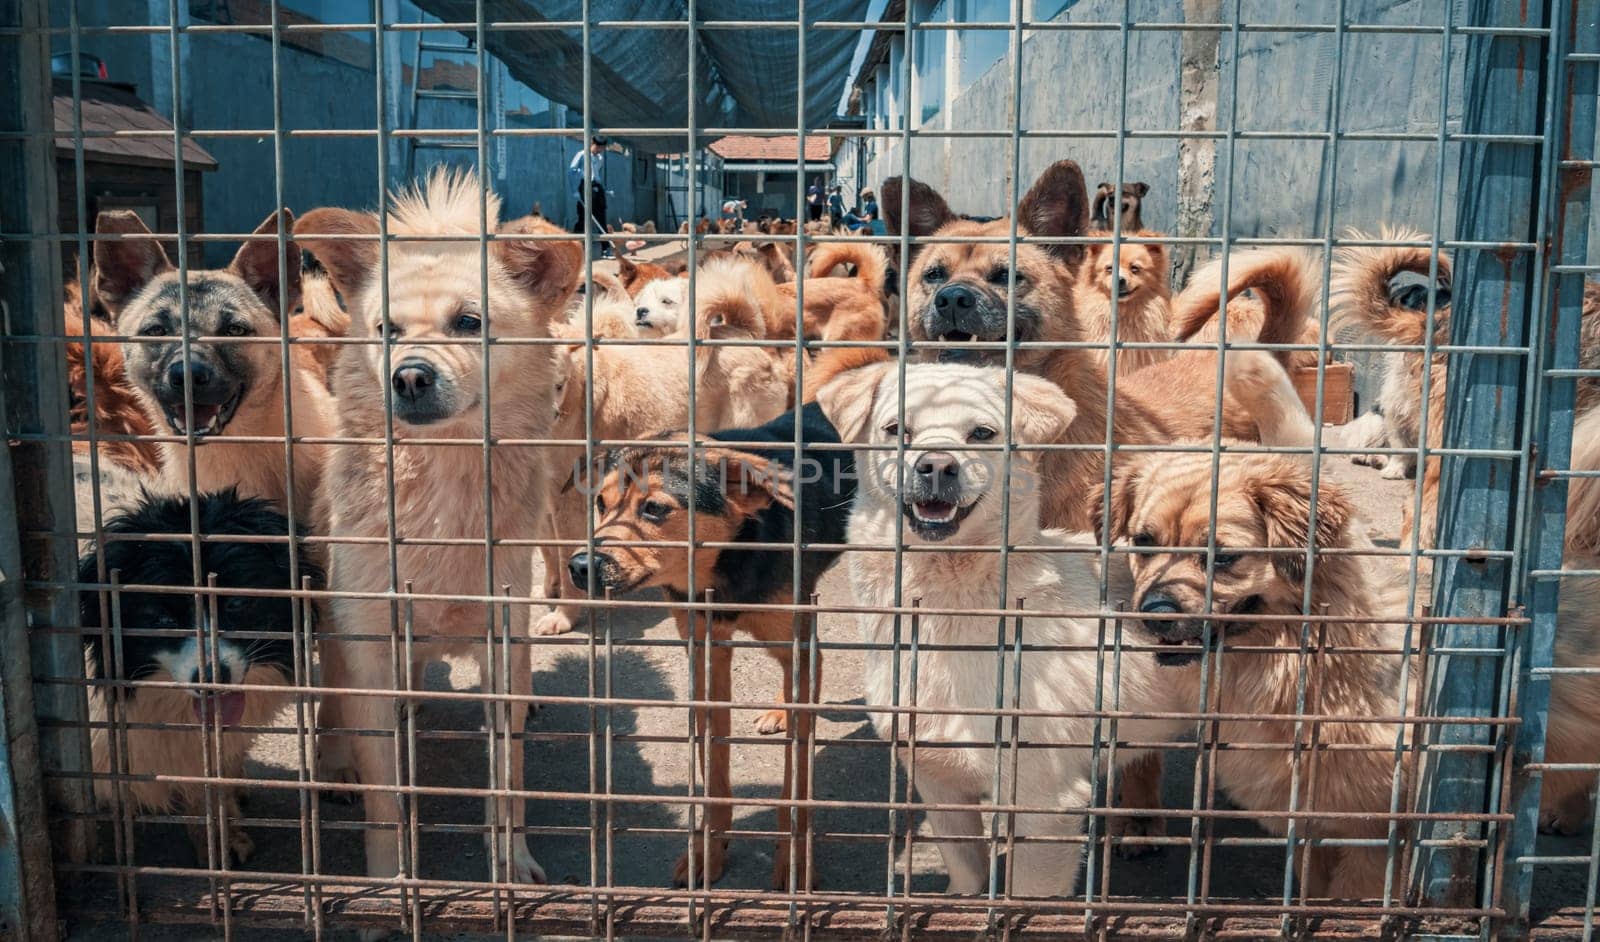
[290,266,351,386]
[296,169,581,886]
[880,160,1312,533]
[1091,181,1149,232]
[535,258,793,636]
[1330,228,1600,547]
[1096,447,1600,897]
[1074,234,1173,374]
[94,208,334,526]
[616,253,674,297]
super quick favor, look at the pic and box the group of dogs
[62,157,1600,912]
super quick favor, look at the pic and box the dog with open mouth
[568,403,853,890]
[819,361,1186,896]
[94,208,336,527]
[79,488,321,866]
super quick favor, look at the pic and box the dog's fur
[1330,227,1600,547]
[535,262,796,637]
[881,160,1312,532]
[1091,181,1149,232]
[617,253,674,297]
[821,363,1184,895]
[80,489,319,866]
[633,275,688,337]
[290,266,351,385]
[1074,234,1173,374]
[571,404,854,888]
[296,169,581,884]
[65,278,162,477]
[1169,246,1325,373]
[95,209,335,526]
[1097,446,1600,896]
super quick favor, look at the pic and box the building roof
[53,79,218,171]
[706,135,835,162]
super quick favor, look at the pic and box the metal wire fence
[0,0,1597,939]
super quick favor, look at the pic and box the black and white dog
[79,488,318,864]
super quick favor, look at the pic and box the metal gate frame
[1,0,1598,939]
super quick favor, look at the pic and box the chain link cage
[1,0,1598,939]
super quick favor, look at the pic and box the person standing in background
[827,184,845,228]
[806,178,823,222]
[569,135,613,258]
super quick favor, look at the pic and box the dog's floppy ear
[701,448,795,517]
[93,210,174,315]
[495,215,583,307]
[880,175,955,268]
[1249,465,1355,584]
[1007,373,1078,444]
[815,360,893,443]
[1088,458,1142,545]
[294,207,379,303]
[229,208,302,316]
[1018,160,1090,268]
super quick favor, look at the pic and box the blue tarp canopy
[410,1,871,152]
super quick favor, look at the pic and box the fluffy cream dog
[818,362,1184,897]
[296,169,581,885]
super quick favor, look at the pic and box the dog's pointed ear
[616,254,638,281]
[229,209,301,315]
[1008,373,1078,444]
[816,360,893,443]
[702,449,795,517]
[880,175,955,268]
[1018,160,1090,268]
[1250,466,1355,584]
[495,215,583,309]
[93,210,173,315]
[1088,458,1142,545]
[1134,181,1150,198]
[294,207,379,303]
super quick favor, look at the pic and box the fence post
[0,0,90,937]
[1417,0,1550,910]
[1502,0,1599,934]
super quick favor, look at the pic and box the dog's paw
[754,709,787,735]
[227,825,255,866]
[1351,453,1385,469]
[487,834,548,884]
[1380,460,1411,480]
[532,611,575,636]
[672,838,729,887]
[1107,813,1167,859]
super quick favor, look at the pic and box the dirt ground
[63,427,1597,939]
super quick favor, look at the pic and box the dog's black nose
[567,551,606,591]
[933,283,979,311]
[391,359,436,402]
[167,359,214,389]
[187,659,233,688]
[1139,593,1182,636]
[636,306,651,321]
[1117,276,1130,294]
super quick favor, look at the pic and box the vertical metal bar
[1420,0,1550,910]
[1503,0,1599,933]
[0,0,96,901]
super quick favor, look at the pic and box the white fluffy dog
[817,362,1184,897]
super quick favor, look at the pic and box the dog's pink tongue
[193,692,247,727]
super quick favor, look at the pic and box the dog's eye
[139,322,170,337]
[222,596,251,614]
[1132,532,1158,548]
[1212,551,1239,569]
[222,323,250,337]
[968,425,997,442]
[640,500,671,522]
[454,313,482,334]
[881,421,910,443]
[922,265,948,285]
[662,296,675,306]
[1129,265,1142,275]
[1105,265,1115,274]
[595,494,608,515]
[377,321,401,340]
[987,267,1010,286]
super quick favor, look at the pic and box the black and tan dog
[567,403,854,889]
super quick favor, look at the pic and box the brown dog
[879,160,1311,533]
[1074,234,1173,374]
[1091,181,1149,232]
[616,253,674,297]
[567,404,851,889]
